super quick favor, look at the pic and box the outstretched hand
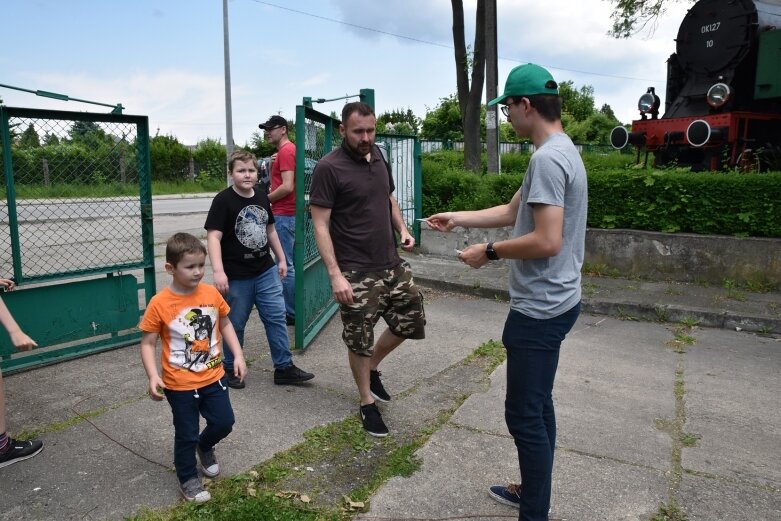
[423,213,456,232]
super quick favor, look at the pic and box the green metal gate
[291,103,422,349]
[293,104,342,349]
[0,106,155,373]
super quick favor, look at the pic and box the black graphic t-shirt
[204,187,276,280]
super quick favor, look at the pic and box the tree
[246,131,277,159]
[377,108,420,135]
[599,103,617,121]
[150,134,191,181]
[43,133,60,146]
[451,0,486,171]
[18,124,40,148]
[421,94,464,141]
[563,112,622,144]
[559,81,596,122]
[607,0,684,38]
[68,120,114,149]
[192,138,227,181]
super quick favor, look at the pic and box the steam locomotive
[611,0,781,171]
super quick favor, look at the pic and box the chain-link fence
[293,105,343,349]
[0,107,153,282]
[0,106,154,372]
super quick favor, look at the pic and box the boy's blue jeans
[274,215,296,319]
[165,376,234,484]
[502,302,580,521]
[224,266,293,370]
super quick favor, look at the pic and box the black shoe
[226,373,245,389]
[359,402,388,438]
[369,369,391,403]
[285,315,295,326]
[274,364,314,385]
[0,438,44,469]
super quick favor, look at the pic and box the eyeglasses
[263,126,281,132]
[500,99,525,117]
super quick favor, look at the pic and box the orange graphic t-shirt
[139,284,230,391]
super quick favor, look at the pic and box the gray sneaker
[196,446,220,478]
[179,476,211,503]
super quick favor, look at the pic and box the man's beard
[349,140,372,156]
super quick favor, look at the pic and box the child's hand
[277,261,287,279]
[11,330,37,351]
[148,375,165,401]
[0,278,15,291]
[232,357,248,385]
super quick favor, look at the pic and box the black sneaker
[489,484,552,514]
[369,369,391,403]
[0,438,44,469]
[359,402,388,437]
[488,483,521,508]
[274,364,314,385]
[226,373,245,389]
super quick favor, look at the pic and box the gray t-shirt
[508,132,588,319]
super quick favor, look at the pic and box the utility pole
[485,0,500,173]
[223,0,234,183]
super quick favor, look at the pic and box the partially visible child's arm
[0,296,36,351]
[140,331,165,401]
[206,229,230,295]
[266,224,287,279]
[219,316,247,382]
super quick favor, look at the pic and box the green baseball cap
[487,63,559,106]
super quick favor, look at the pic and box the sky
[1,0,693,146]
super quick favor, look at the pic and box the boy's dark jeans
[165,376,235,483]
[502,302,580,521]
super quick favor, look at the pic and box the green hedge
[422,152,781,238]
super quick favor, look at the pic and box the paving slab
[682,327,781,487]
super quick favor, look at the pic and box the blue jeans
[165,376,234,484]
[224,267,293,370]
[275,215,296,319]
[502,303,580,521]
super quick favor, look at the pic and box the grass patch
[677,316,700,328]
[464,339,506,373]
[681,432,701,448]
[15,394,146,441]
[616,306,639,321]
[650,501,690,521]
[582,262,621,278]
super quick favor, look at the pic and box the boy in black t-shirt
[205,150,313,388]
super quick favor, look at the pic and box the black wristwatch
[485,242,499,260]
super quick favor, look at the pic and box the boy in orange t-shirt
[140,233,247,503]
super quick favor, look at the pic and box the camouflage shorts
[339,261,426,356]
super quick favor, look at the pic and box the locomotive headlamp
[637,87,660,119]
[706,83,731,108]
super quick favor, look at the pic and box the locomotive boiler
[611,0,781,171]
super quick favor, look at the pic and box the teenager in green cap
[426,63,587,521]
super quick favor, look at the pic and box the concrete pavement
[0,212,779,520]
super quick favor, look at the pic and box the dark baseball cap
[259,115,288,130]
